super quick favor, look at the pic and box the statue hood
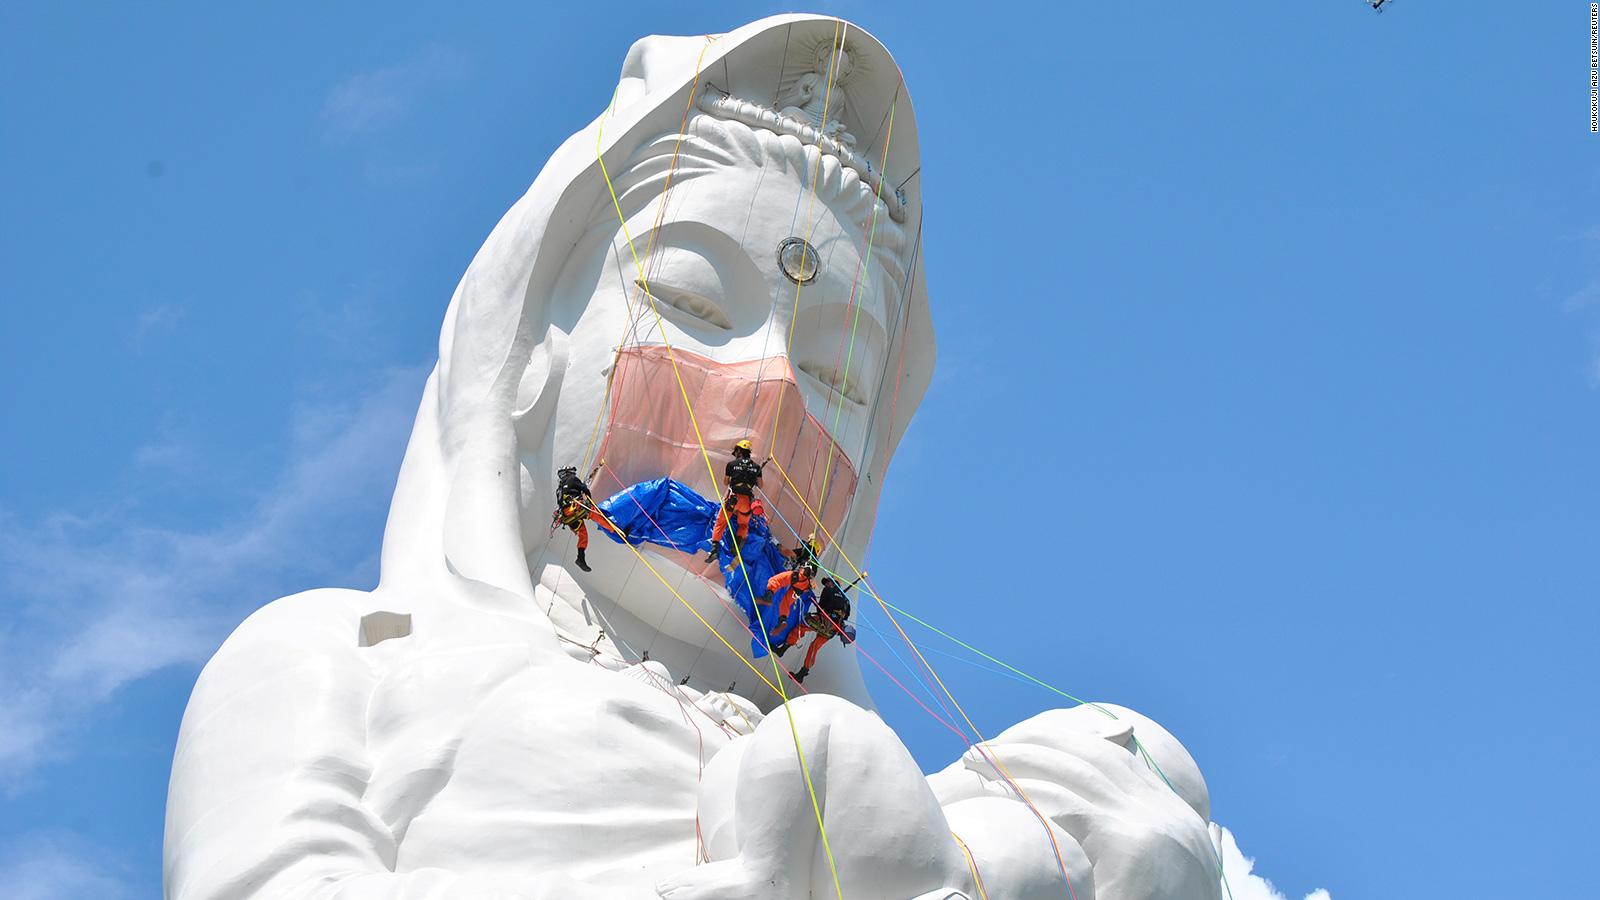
[374,15,934,647]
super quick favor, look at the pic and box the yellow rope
[767,19,848,458]
[571,25,1096,899]
[594,68,845,900]
[951,831,990,900]
[764,455,1077,897]
[815,90,896,514]
[580,39,714,473]
[580,506,782,695]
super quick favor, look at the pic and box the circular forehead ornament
[777,237,821,285]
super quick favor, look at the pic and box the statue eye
[777,237,821,286]
[635,278,732,330]
[797,359,867,406]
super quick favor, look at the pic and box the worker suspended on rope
[787,533,823,569]
[765,559,817,621]
[776,573,860,684]
[552,464,618,572]
[708,438,768,556]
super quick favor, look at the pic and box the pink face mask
[593,345,859,549]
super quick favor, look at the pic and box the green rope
[839,582,1239,900]
[815,94,898,514]
[871,596,1114,716]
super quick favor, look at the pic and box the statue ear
[510,324,569,560]
[512,324,568,448]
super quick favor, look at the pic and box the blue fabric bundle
[594,476,718,553]
[595,477,810,657]
[712,513,809,657]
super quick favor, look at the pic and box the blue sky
[1,2,1595,897]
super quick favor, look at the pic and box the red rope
[806,604,968,742]
[593,468,810,695]
[866,579,1078,900]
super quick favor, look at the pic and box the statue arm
[163,589,561,899]
[927,708,1223,900]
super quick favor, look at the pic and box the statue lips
[594,344,860,568]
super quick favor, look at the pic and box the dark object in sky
[1368,0,1392,12]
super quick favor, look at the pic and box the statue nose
[758,315,795,362]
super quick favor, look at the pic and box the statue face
[536,121,919,648]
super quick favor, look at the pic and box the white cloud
[320,45,465,140]
[131,303,184,348]
[0,365,426,785]
[0,832,131,900]
[1564,277,1600,313]
[133,433,199,473]
[1214,824,1330,900]
[1558,277,1600,386]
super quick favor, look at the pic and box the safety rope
[805,586,1080,897]
[585,472,809,697]
[812,90,897,520]
[580,38,717,474]
[766,19,848,459]
[872,599,1109,713]
[601,36,741,685]
[857,601,1222,791]
[870,216,920,486]
[763,454,1079,899]
[815,569,1239,900]
[579,504,782,695]
[577,39,840,886]
[855,613,963,730]
[738,21,792,443]
[748,541,967,743]
[596,467,719,685]
[796,89,897,512]
[561,625,749,760]
[567,20,1057,898]
[887,633,1056,690]
[793,594,1082,900]
[588,50,1075,890]
[555,630,732,865]
[575,25,1221,900]
[594,75,845,900]
[758,470,950,721]
[872,583,1077,898]
[628,646,711,861]
[795,205,920,556]
[756,484,966,736]
[951,831,991,900]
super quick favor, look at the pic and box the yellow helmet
[735,438,754,452]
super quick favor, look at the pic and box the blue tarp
[715,513,811,656]
[596,477,810,657]
[594,476,718,553]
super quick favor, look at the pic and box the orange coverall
[765,568,815,619]
[559,500,617,550]
[711,493,765,544]
[784,622,835,669]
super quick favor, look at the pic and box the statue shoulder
[167,588,401,891]
[214,587,369,660]
[184,588,375,720]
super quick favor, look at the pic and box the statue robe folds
[164,12,1228,900]
[597,477,805,656]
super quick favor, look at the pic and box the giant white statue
[164,15,1225,899]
